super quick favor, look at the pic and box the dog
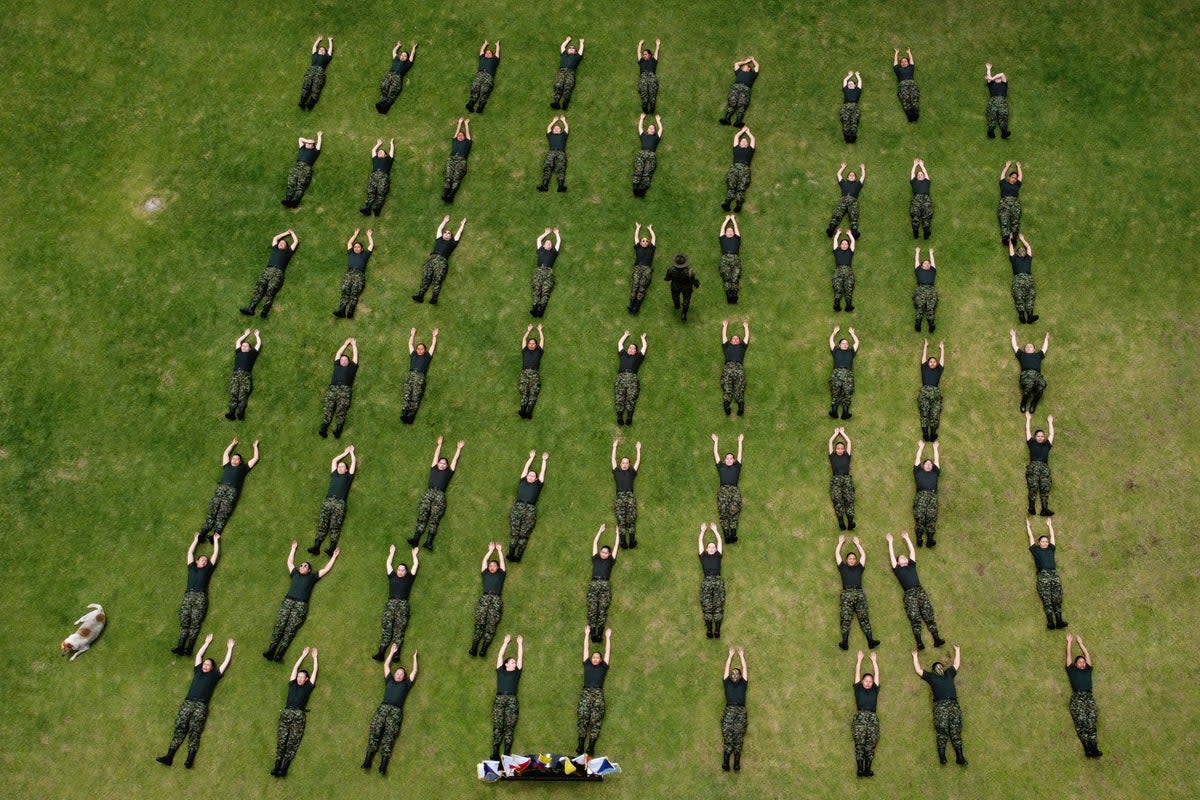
[61,604,106,661]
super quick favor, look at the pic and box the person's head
[705,541,718,555]
[415,342,428,356]
[1033,429,1046,443]
[239,341,252,352]
[917,169,927,180]
[834,442,846,456]
[730,334,742,346]
[1016,245,1028,257]
[230,453,243,467]
[847,79,857,89]
[525,470,538,483]
[392,667,407,681]
[897,554,910,567]
[932,661,946,676]
[926,357,939,369]
[646,124,657,135]
[639,236,650,247]
[599,545,611,560]
[625,344,638,356]
[738,136,749,148]
[838,338,850,350]
[1074,655,1088,670]
[847,171,858,182]
[724,225,735,237]
[484,48,494,58]
[723,452,737,466]
[740,63,752,72]
[504,657,518,671]
[1037,535,1051,550]
[296,669,310,685]
[399,51,410,62]
[1024,342,1037,353]
[303,140,315,149]
[276,239,290,249]
[298,562,312,575]
[487,559,499,573]
[336,461,349,475]
[921,459,934,472]
[641,49,652,60]
[541,238,554,250]
[920,258,931,269]
[673,254,688,267]
[861,672,875,689]
[1008,171,1019,183]
[838,239,850,251]
[352,242,364,254]
[619,456,631,470]
[551,123,563,135]
[317,46,327,56]
[900,56,910,67]
[527,338,539,350]
[195,554,210,568]
[441,229,453,240]
[201,657,216,673]
[437,457,449,470]
[590,651,604,665]
[394,563,408,577]
[845,551,857,566]
[567,45,577,55]
[338,355,350,367]
[730,666,743,681]
[454,131,465,141]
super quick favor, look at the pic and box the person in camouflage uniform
[359,140,394,217]
[720,647,749,771]
[531,229,560,317]
[1028,519,1069,629]
[308,445,356,556]
[632,113,662,197]
[400,328,438,425]
[507,450,548,561]
[271,647,318,778]
[1025,411,1056,516]
[538,116,570,192]
[1065,634,1103,757]
[281,132,322,208]
[912,441,941,546]
[577,626,612,755]
[909,158,933,239]
[913,247,938,332]
[614,332,648,425]
[587,524,620,633]
[893,48,920,122]
[225,328,261,420]
[830,230,858,312]
[466,40,500,113]
[985,63,1011,138]
[376,41,416,114]
[442,118,472,203]
[518,323,545,417]
[1008,234,1038,323]
[888,532,945,650]
[156,635,234,769]
[470,543,508,657]
[835,535,881,650]
[918,340,945,441]
[826,163,867,239]
[551,37,585,109]
[334,229,373,318]
[718,215,743,303]
[611,439,642,547]
[998,160,1024,245]
[828,326,859,420]
[298,37,332,110]
[840,70,863,142]
[173,532,220,656]
[362,646,418,775]
[197,438,259,541]
[1011,329,1050,413]
[264,542,339,662]
[374,545,420,660]
[319,337,358,438]
[407,437,465,551]
[637,39,661,112]
[628,222,656,312]
[412,215,467,304]
[719,57,760,127]
[722,127,756,212]
[712,432,745,541]
[851,649,881,777]
[827,428,857,531]
[698,523,726,638]
[241,229,299,319]
[913,645,967,766]
[490,634,524,760]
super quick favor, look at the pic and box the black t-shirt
[327,470,354,500]
[634,243,656,266]
[720,234,741,255]
[839,562,864,589]
[409,352,433,374]
[583,660,609,688]
[297,147,320,165]
[843,86,862,103]
[893,562,921,590]
[732,145,755,164]
[829,452,851,476]
[666,267,698,290]
[922,363,944,386]
[482,568,506,595]
[479,55,499,74]
[723,677,748,705]
[389,572,415,600]
[233,348,259,372]
[1066,664,1093,692]
[733,69,758,86]
[921,667,958,701]
[220,462,250,489]
[1016,351,1045,371]
[618,352,645,374]
[916,266,936,286]
[639,132,661,151]
[312,53,332,68]
[988,79,1008,97]
[560,52,583,69]
[286,679,316,710]
[547,132,568,151]
[717,462,742,486]
[390,58,414,75]
[331,360,358,386]
[1000,178,1022,198]
[371,155,394,173]
[382,675,413,707]
[428,466,454,491]
[522,346,543,370]
[612,467,637,493]
[639,57,658,74]
[723,342,747,364]
[1030,544,1057,572]
[854,682,878,711]
[186,665,223,702]
[839,179,862,198]
[831,348,855,369]
[592,554,615,580]
[347,249,371,271]
[451,138,472,158]
[496,667,522,695]
[1028,439,1052,463]
[516,479,543,505]
[894,63,915,81]
[268,245,296,269]
[911,178,931,195]
[834,248,854,267]
[914,465,940,492]
[1010,254,1033,275]
[536,246,558,268]
[287,569,320,602]
[186,562,216,593]
[432,237,459,257]
[700,552,723,576]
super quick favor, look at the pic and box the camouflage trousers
[632,149,657,191]
[508,501,537,559]
[720,253,742,293]
[577,687,606,740]
[987,96,1010,130]
[840,102,860,138]
[721,704,747,754]
[917,385,942,428]
[828,195,860,229]
[724,162,751,205]
[830,474,856,518]
[444,155,468,192]
[366,703,405,760]
[613,490,638,542]
[725,83,751,117]
[378,71,404,109]
[721,361,746,405]
[201,483,239,535]
[469,71,494,106]
[913,489,939,541]
[630,264,652,302]
[913,284,938,326]
[542,150,567,184]
[910,193,933,230]
[178,590,208,648]
[851,709,880,760]
[586,579,611,630]
[531,266,555,306]
[414,488,446,538]
[700,575,726,621]
[364,169,390,214]
[321,384,353,428]
[168,698,210,758]
[339,270,365,309]
[473,593,503,650]
[830,367,855,407]
[416,254,449,298]
[833,265,856,304]
[998,196,1022,239]
[717,484,743,533]
[1026,461,1052,507]
[378,597,411,652]
[492,694,519,752]
[284,162,313,203]
[300,65,326,107]
[932,698,963,748]
[228,369,252,416]
[1012,273,1036,317]
[269,598,309,653]
[638,72,658,108]
[1069,691,1098,746]
[401,371,426,417]
[1019,368,1046,398]
[553,68,577,104]
[839,587,875,640]
[248,266,285,308]
[1036,569,1063,615]
[518,368,541,412]
[614,372,640,416]
[902,586,941,640]
[315,497,346,549]
[274,707,307,763]
[897,79,920,116]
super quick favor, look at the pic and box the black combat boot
[932,634,946,648]
[866,635,880,648]
[362,750,375,769]
[490,747,500,762]
[279,758,292,777]
[172,635,187,655]
[733,752,741,771]
[730,291,739,304]
[1040,502,1054,517]
[863,756,874,776]
[1046,612,1056,630]
[856,757,865,777]
[307,541,321,555]
[333,424,343,439]
[577,736,587,754]
[263,645,277,661]
[260,301,272,319]
[987,126,996,138]
[1018,311,1027,324]
[345,302,357,319]
[714,619,722,638]
[1028,392,1041,414]
[406,531,421,546]
[929,426,938,442]
[428,292,439,305]
[837,515,847,531]
[915,633,925,650]
[719,113,732,125]
[954,745,967,765]
[834,297,842,312]
[722,751,731,770]
[240,302,257,316]
[926,534,936,548]
[184,752,196,769]
[625,412,634,425]
[913,223,920,240]
[841,405,852,420]
[724,401,732,416]
[225,408,237,420]
[557,181,567,193]
[829,404,839,418]
[411,292,425,302]
[734,201,743,212]
[586,737,597,755]
[423,531,437,552]
[737,402,744,416]
[627,534,638,549]
[469,637,480,657]
[726,528,737,543]
[928,321,935,332]
[156,747,177,766]
[272,759,283,777]
[839,635,849,650]
[1020,394,1030,413]
[733,114,745,128]
[379,755,390,775]
[1027,313,1039,323]
[721,200,732,212]
[1001,127,1011,139]
[705,620,714,639]
[923,225,931,239]
[937,742,947,764]
[1054,612,1068,629]
[537,180,549,192]
[372,647,386,661]
[847,514,856,530]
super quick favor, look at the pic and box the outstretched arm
[617,331,630,353]
[583,626,591,661]
[835,534,845,564]
[195,633,213,667]
[592,523,605,556]
[247,439,260,469]
[481,542,495,572]
[218,638,235,674]
[698,522,707,554]
[721,319,729,344]
[932,441,940,469]
[521,450,536,479]
[1047,415,1055,444]
[561,36,571,53]
[1077,636,1092,666]
[1025,410,1033,441]
[886,533,898,567]
[849,327,860,351]
[537,323,545,349]
[724,648,734,679]
[1026,519,1035,546]
[903,531,917,561]
[611,439,619,470]
[187,532,200,565]
[1065,633,1074,667]
[633,440,642,471]
[871,652,879,684]
[915,440,925,466]
[829,326,839,350]
[310,648,319,683]
[449,439,465,471]
[842,429,851,454]
[1020,234,1032,256]
[1002,160,1012,181]
[922,337,929,362]
[1042,332,1050,354]
[912,650,923,676]
[737,434,743,463]
[854,536,865,566]
[855,649,863,683]
[291,648,309,680]
[1010,329,1020,353]
[712,433,721,464]
[604,628,612,664]
[640,333,648,356]
[384,643,397,675]
[1015,161,1023,182]
[366,229,374,251]
[515,635,524,668]
[1047,518,1056,545]
[939,341,945,367]
[952,645,961,670]
[431,435,444,467]
[312,36,322,54]
[455,218,467,240]
[738,648,748,679]
[428,327,440,356]
[222,438,237,466]
[496,635,510,669]
[408,327,416,355]
[317,547,339,578]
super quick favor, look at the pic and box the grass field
[1,0,1198,798]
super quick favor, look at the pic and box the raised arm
[312,36,322,54]
[348,227,360,251]
[408,327,416,355]
[854,536,865,565]
[886,533,898,567]
[536,229,549,249]
[618,331,630,353]
[210,533,221,564]
[428,328,440,356]
[847,230,855,251]
[436,214,449,238]
[724,647,734,678]
[859,163,866,183]
[638,113,645,135]
[919,159,930,180]
[952,645,961,670]
[235,329,251,349]
[548,118,557,134]
[495,542,506,571]
[744,129,756,147]
[348,338,359,363]
[912,649,923,676]
[1047,415,1055,444]
[633,440,642,471]
[286,540,298,572]
[604,628,612,664]
[921,337,929,362]
[611,439,619,470]
[1001,160,1012,181]
[384,643,397,676]
[1065,633,1074,667]
[829,326,839,350]
[915,247,922,269]
[721,319,729,344]
[646,224,655,245]
[538,451,549,482]
[493,40,500,57]
[736,433,744,462]
[592,523,605,555]
[247,439,260,469]
[431,435,444,467]
[654,114,663,135]
[461,121,469,141]
[893,48,900,66]
[218,638,235,674]
[291,647,309,681]
[849,327,860,351]
[837,162,846,182]
[835,534,845,564]
[314,131,322,150]
[450,440,465,470]
[521,450,536,479]
[931,441,940,469]
[1077,636,1091,666]
[855,649,863,682]
[1042,332,1050,354]
[714,525,723,553]
[583,625,591,661]
[393,41,402,59]
[915,440,925,466]
[698,522,708,554]
[1047,518,1056,545]
[515,635,524,669]
[639,333,648,356]
[187,532,200,565]
[222,438,237,465]
[334,338,351,361]
[410,546,420,575]
[480,40,488,56]
[537,323,545,349]
[481,542,496,572]
[1025,410,1033,441]
[326,37,333,56]
[347,445,357,474]
[906,48,914,65]
[310,648,319,683]
[454,218,467,240]
[561,36,571,53]
[195,633,213,667]
[870,652,879,684]
[637,39,644,59]
[1026,519,1036,546]
[903,531,917,561]
[561,116,569,134]
[842,429,851,454]
[738,648,748,679]
[1020,234,1031,256]
[366,229,374,251]
[938,341,945,367]
[386,544,396,574]
[1015,161,1023,182]
[1010,329,1020,353]
[332,445,350,473]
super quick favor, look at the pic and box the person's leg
[555,152,568,191]
[490,697,506,760]
[904,589,925,648]
[1036,570,1058,629]
[275,599,308,657]
[838,590,854,648]
[422,490,446,549]
[376,598,399,659]
[998,98,1011,138]
[949,703,966,764]
[363,704,386,767]
[429,259,449,304]
[413,255,436,301]
[469,594,488,656]
[378,707,404,773]
[934,702,950,763]
[332,386,352,435]
[827,196,850,234]
[853,590,878,646]
[919,589,944,645]
[843,267,856,312]
[987,96,1000,137]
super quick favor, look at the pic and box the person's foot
[273,651,284,662]
[557,183,567,192]
[987,127,996,139]
[306,544,320,555]
[156,754,174,766]
[225,411,236,420]
[237,410,245,420]
[372,647,387,661]
[239,307,255,316]
[933,636,946,647]
[412,294,424,303]
[737,403,744,416]
[928,323,935,332]
[1028,314,1039,323]
[721,201,731,212]
[537,182,549,192]
[1001,128,1011,139]
[841,410,852,420]
[838,639,849,650]
[466,102,476,112]
[867,638,881,648]
[550,100,560,109]
[263,649,275,661]
[1040,508,1054,517]
[845,302,855,312]
[359,207,371,216]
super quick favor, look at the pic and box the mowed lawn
[1,1,1198,798]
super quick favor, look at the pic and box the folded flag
[501,754,531,776]
[477,760,502,782]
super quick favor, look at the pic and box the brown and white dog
[61,604,106,661]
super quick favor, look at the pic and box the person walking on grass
[1025,411,1056,516]
[530,228,560,317]
[721,126,755,212]
[1009,233,1039,323]
[577,625,612,756]
[507,450,549,562]
[281,131,322,208]
[893,47,919,121]
[913,441,941,547]
[173,532,220,656]
[359,140,394,217]
[998,160,1023,245]
[913,247,938,332]
[263,541,339,663]
[719,57,760,127]
[720,320,749,415]
[1028,519,1068,630]
[637,39,661,112]
[373,545,420,661]
[712,433,744,542]
[538,116,570,192]
[375,41,416,114]
[442,118,472,203]
[828,326,859,419]
[271,647,318,778]
[551,37,585,109]
[469,543,508,657]
[362,646,418,775]
[840,70,862,143]
[400,327,438,424]
[913,645,967,766]
[466,40,500,113]
[985,63,1011,138]
[828,427,857,531]
[718,214,743,303]
[241,230,299,319]
[831,229,857,312]
[851,650,880,777]
[1011,329,1050,413]
[918,339,945,442]
[198,437,260,542]
[910,158,933,239]
[720,647,749,771]
[298,36,332,110]
[628,222,656,313]
[698,522,726,639]
[887,531,945,649]
[319,337,358,439]
[307,445,356,556]
[407,436,465,551]
[333,228,373,318]
[412,215,466,304]
[491,635,524,761]
[664,252,699,322]
[587,523,620,636]
[224,328,260,420]
[611,439,641,547]
[826,162,866,239]
[836,535,881,650]
[518,324,545,418]
[632,113,663,197]
[1065,634,1103,758]
[156,634,234,769]
[614,332,648,426]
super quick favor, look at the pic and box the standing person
[721,126,756,212]
[913,247,938,332]
[281,131,322,208]
[411,215,467,304]
[156,634,235,768]
[587,524,620,636]
[1011,329,1050,413]
[375,41,416,114]
[825,162,866,239]
[307,445,356,556]
[830,230,857,312]
[887,531,945,649]
[719,57,760,127]
[835,536,880,649]
[637,39,661,112]
[359,139,394,217]
[442,118,472,203]
[271,647,318,778]
[631,113,663,197]
[1025,411,1056,516]
[469,543,508,657]
[664,253,699,321]
[400,327,439,424]
[224,328,261,420]
[406,436,465,551]
[298,36,333,110]
[240,230,299,319]
[698,522,726,639]
[912,645,967,766]
[319,337,358,438]
[490,635,524,761]
[718,215,743,304]
[173,532,220,655]
[466,40,500,113]
[912,441,941,547]
[507,450,549,561]
[712,433,744,542]
[828,326,860,420]
[720,320,749,416]
[518,324,545,418]
[263,541,339,662]
[720,647,749,771]
[1009,234,1039,324]
[1028,519,1068,629]
[893,47,919,122]
[910,158,933,239]
[828,427,857,531]
[361,646,419,775]
[628,222,656,313]
[537,116,570,192]
[998,160,1024,245]
[530,228,560,317]
[1065,634,1103,757]
[333,228,373,318]
[851,650,881,777]
[985,63,1011,138]
[551,36,585,110]
[611,440,642,547]
[613,332,648,426]
[840,70,863,143]
[373,545,420,661]
[918,339,945,442]
[577,626,612,755]
[197,438,260,541]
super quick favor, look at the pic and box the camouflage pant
[1019,368,1046,398]
[903,586,941,639]
[492,694,519,752]
[833,265,856,303]
[830,367,855,407]
[721,704,747,754]
[840,102,860,137]
[638,72,658,107]
[274,707,307,763]
[724,162,751,205]
[364,169,390,214]
[839,587,875,640]
[531,266,555,306]
[508,501,537,559]
[897,79,920,116]
[178,591,208,648]
[315,497,346,549]
[830,474,856,517]
[720,253,742,293]
[829,195,860,229]
[339,270,366,309]
[987,96,1010,130]
[913,284,938,326]
[630,264,652,302]
[366,703,405,760]
[851,709,879,760]
[518,368,541,411]
[910,193,933,229]
[932,699,963,748]
[284,162,313,203]
[469,71,494,106]
[1036,569,1063,615]
[913,489,939,540]
[632,150,657,191]
[717,484,742,532]
[553,68,577,104]
[416,254,449,297]
[542,150,567,184]
[700,575,726,621]
[1012,273,1036,317]
[998,196,1022,239]
[473,593,503,650]
[414,488,446,537]
[269,598,309,653]
[168,698,209,758]
[321,384,353,428]
[918,385,943,428]
[444,155,468,192]
[577,687,606,740]
[1069,691,1098,746]
[201,483,239,535]
[378,597,411,652]
[1026,461,1052,506]
[725,83,751,117]
[228,369,252,416]
[378,71,404,109]
[401,371,426,417]
[300,65,326,107]
[248,266,285,307]
[586,579,611,630]
[614,372,640,416]
[721,361,746,405]
[613,490,637,541]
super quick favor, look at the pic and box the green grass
[1,0,1198,798]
